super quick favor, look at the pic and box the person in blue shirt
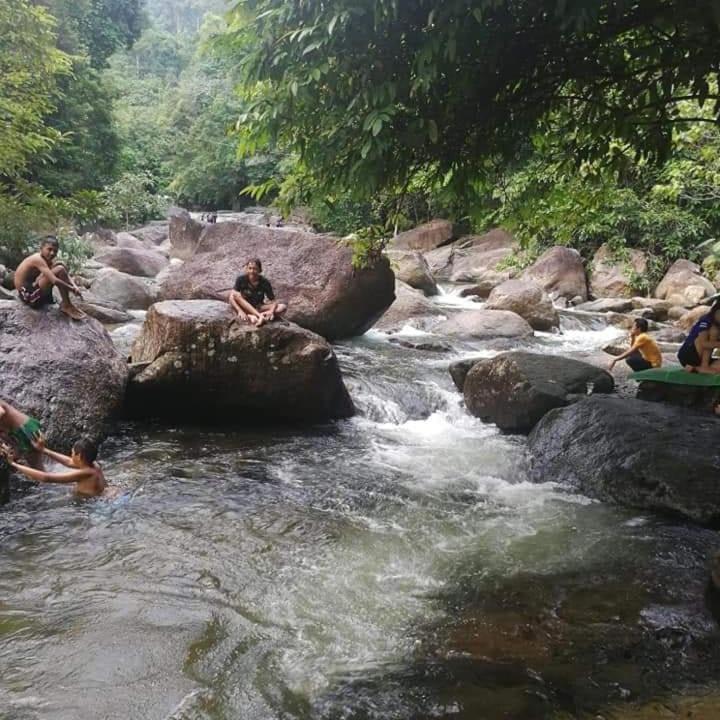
[678,300,720,373]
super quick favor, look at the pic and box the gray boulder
[0,301,128,450]
[448,229,517,292]
[162,216,395,341]
[485,278,559,331]
[436,309,533,340]
[89,268,158,310]
[129,223,169,246]
[589,243,647,298]
[375,281,445,332]
[386,250,438,296]
[528,396,720,524]
[655,259,716,306]
[464,352,614,433]
[575,298,635,314]
[127,300,354,423]
[424,245,455,280]
[522,246,588,301]
[389,219,453,252]
[94,246,169,278]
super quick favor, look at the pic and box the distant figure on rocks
[0,398,44,469]
[229,258,287,328]
[208,211,217,224]
[679,300,720,374]
[11,437,110,498]
[14,236,86,320]
[609,318,662,372]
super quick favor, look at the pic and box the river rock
[655,259,716,306]
[424,245,455,279]
[162,217,395,340]
[636,379,720,413]
[129,223,169,246]
[631,297,672,322]
[386,250,438,295]
[448,229,517,292]
[389,219,453,252]
[168,208,204,260]
[114,232,147,250]
[88,268,158,310]
[436,309,533,340]
[589,244,647,298]
[0,301,128,450]
[375,281,445,332]
[575,298,634,314]
[127,300,354,422]
[528,396,720,524]
[76,301,133,325]
[449,357,485,391]
[485,278,559,331]
[464,352,614,433]
[521,246,588,301]
[94,246,169,278]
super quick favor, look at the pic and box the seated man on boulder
[609,318,662,372]
[0,398,44,469]
[14,235,85,319]
[679,300,720,374]
[229,258,286,327]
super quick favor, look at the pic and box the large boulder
[528,396,720,524]
[464,352,614,433]
[589,244,647,298]
[161,219,395,340]
[168,208,204,260]
[448,229,518,292]
[127,300,354,423]
[485,278,559,331]
[522,246,588,301]
[94,246,169,278]
[129,222,169,246]
[386,250,438,296]
[114,232,147,251]
[389,219,453,252]
[0,301,128,450]
[424,245,455,280]
[636,380,720,413]
[375,281,445,332]
[88,267,158,310]
[436,309,533,340]
[654,260,716,306]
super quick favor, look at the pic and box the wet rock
[386,250,438,296]
[389,219,453,252]
[448,229,517,291]
[388,337,451,353]
[0,301,128,450]
[109,322,143,360]
[88,267,158,310]
[459,285,489,299]
[631,297,672,322]
[129,222,169,246]
[436,309,533,340]
[464,352,614,433]
[424,245,455,279]
[127,300,354,423]
[606,312,658,331]
[529,396,720,524]
[521,246,588,301]
[655,259,716,306]
[675,305,711,331]
[589,243,647,298]
[654,326,686,343]
[76,301,133,325]
[162,217,395,341]
[449,357,485,391]
[576,297,634,314]
[485,278,559,331]
[636,380,720,413]
[94,246,169,278]
[375,281,445,332]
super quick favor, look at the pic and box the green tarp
[630,367,720,386]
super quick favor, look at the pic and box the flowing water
[2,291,720,720]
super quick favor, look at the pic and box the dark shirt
[681,314,713,354]
[234,274,274,309]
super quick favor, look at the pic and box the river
[1,287,720,719]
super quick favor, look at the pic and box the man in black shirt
[229,258,287,327]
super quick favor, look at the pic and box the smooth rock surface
[436,309,533,340]
[386,250,438,296]
[127,300,354,422]
[448,229,517,291]
[464,352,614,433]
[522,246,588,301]
[389,220,453,252]
[485,278,559,331]
[89,267,158,310]
[94,246,169,278]
[162,217,395,340]
[529,396,720,524]
[375,281,445,332]
[655,260,716,306]
[589,244,646,298]
[0,301,128,449]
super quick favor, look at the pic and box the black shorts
[678,343,701,367]
[18,283,54,309]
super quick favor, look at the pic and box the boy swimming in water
[0,398,44,468]
[11,437,107,498]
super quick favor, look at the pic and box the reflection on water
[0,303,718,720]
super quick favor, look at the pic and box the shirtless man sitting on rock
[14,236,86,320]
[229,258,286,327]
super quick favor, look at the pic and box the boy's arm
[11,462,91,484]
[32,437,74,467]
[32,258,78,294]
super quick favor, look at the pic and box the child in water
[11,437,108,498]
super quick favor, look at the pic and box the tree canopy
[225,0,720,199]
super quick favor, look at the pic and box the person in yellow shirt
[608,318,662,371]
